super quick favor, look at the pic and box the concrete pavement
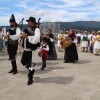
[0,48,100,100]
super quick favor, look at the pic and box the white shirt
[7,27,21,41]
[88,34,92,40]
[76,33,82,37]
[38,43,49,52]
[28,28,40,44]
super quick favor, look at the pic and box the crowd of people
[57,30,100,56]
[80,31,100,55]
[0,14,100,85]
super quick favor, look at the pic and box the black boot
[27,69,35,85]
[64,60,69,63]
[40,61,46,71]
[40,67,44,71]
[11,60,18,75]
[8,69,13,73]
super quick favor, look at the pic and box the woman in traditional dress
[64,29,79,63]
[46,29,57,60]
[57,30,64,52]
[93,31,100,55]
[81,31,89,52]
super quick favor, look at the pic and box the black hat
[26,17,36,23]
[9,14,16,22]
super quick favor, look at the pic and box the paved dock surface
[0,48,100,100]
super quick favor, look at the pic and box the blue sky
[0,0,100,25]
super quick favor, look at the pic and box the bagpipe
[1,18,24,47]
[19,18,41,50]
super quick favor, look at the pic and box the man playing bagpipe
[3,14,21,75]
[20,17,40,85]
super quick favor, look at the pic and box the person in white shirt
[21,17,40,85]
[4,14,20,74]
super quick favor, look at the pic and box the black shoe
[27,70,34,85]
[40,67,44,70]
[64,60,69,63]
[8,58,11,60]
[27,79,33,85]
[8,70,13,73]
[27,76,33,85]
[13,70,18,75]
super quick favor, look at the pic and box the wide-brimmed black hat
[26,17,36,23]
[9,14,16,22]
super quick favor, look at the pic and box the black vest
[22,28,40,50]
[7,28,18,45]
[7,28,16,35]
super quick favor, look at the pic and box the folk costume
[57,32,64,52]
[64,31,79,63]
[46,29,57,60]
[38,37,49,70]
[93,31,100,55]
[21,17,40,85]
[81,32,89,52]
[7,14,20,74]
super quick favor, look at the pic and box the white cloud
[0,0,100,25]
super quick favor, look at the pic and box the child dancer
[38,37,49,70]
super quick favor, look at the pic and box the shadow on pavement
[75,60,91,64]
[34,76,74,85]
[36,62,59,66]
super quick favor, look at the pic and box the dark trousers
[7,44,18,71]
[7,45,10,59]
[42,55,46,68]
[21,51,32,68]
[21,50,35,81]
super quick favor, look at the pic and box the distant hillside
[1,21,100,32]
[58,21,100,32]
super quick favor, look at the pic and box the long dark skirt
[64,43,78,62]
[48,44,57,60]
